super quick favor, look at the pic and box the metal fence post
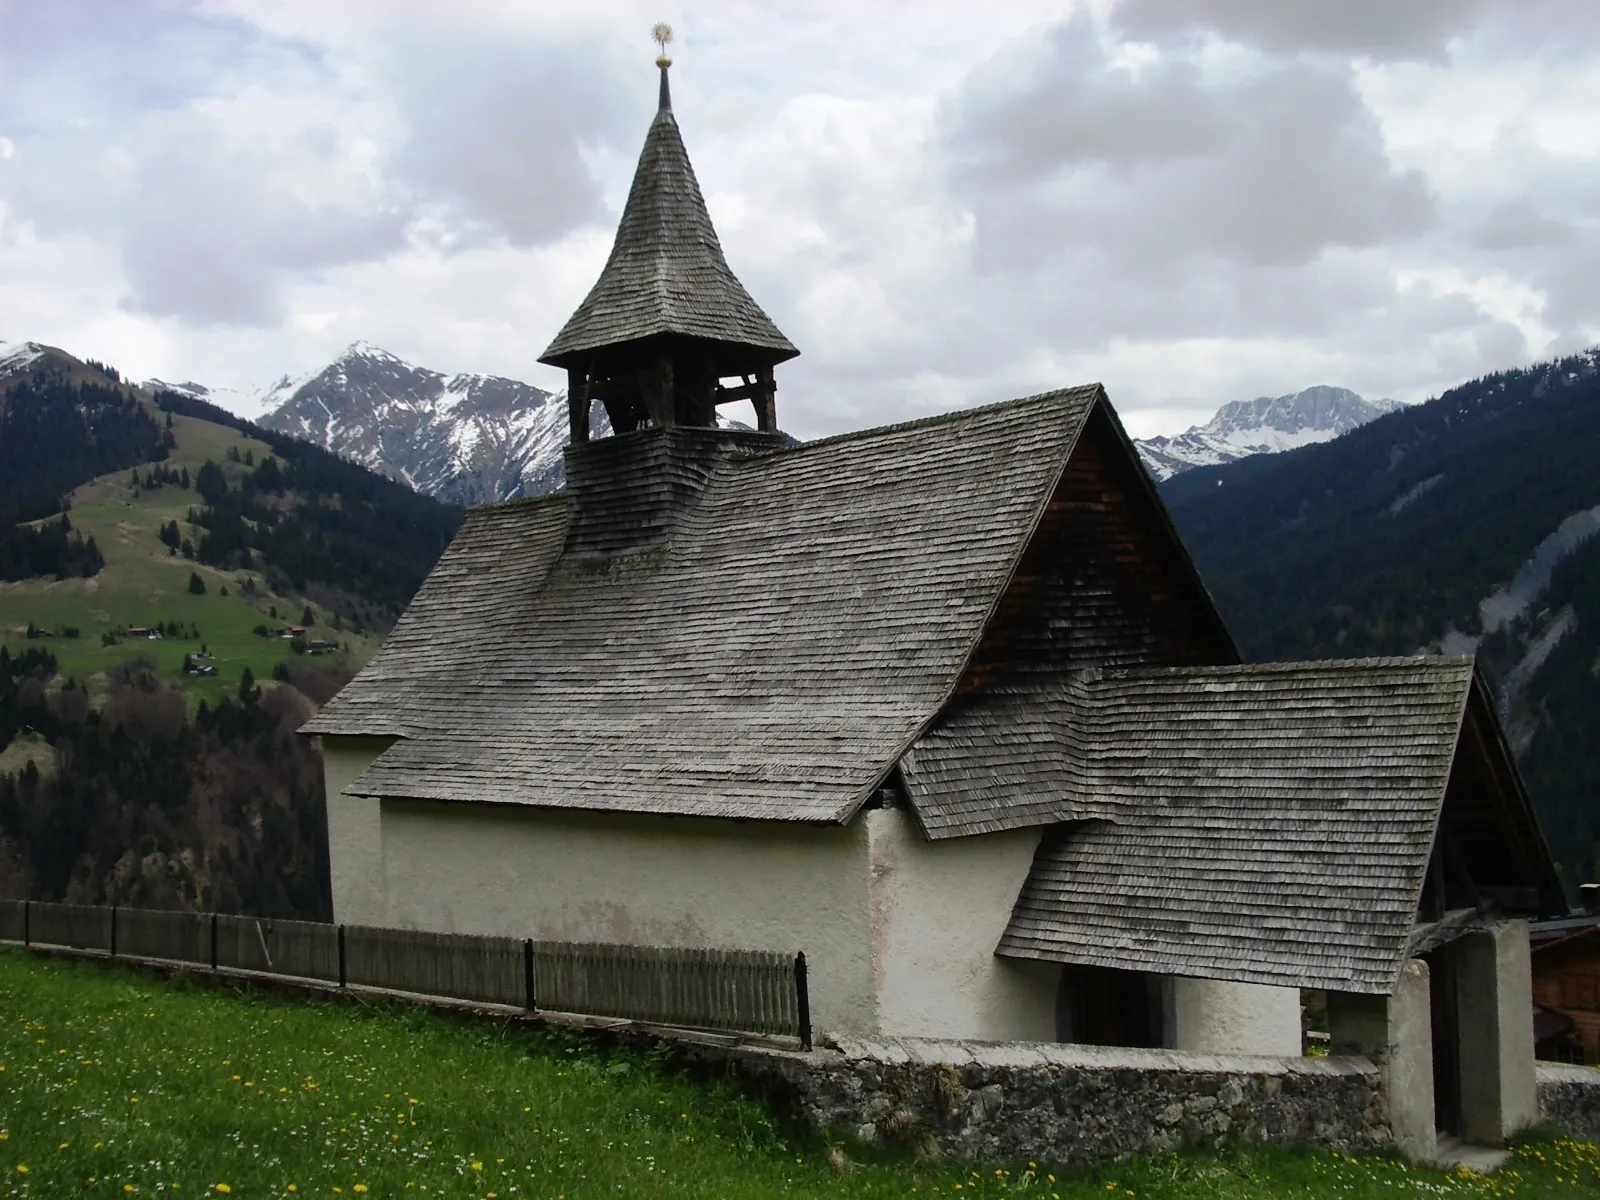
[337,925,347,988]
[794,951,812,1051]
[210,912,219,971]
[22,900,28,948]
[523,938,535,1012]
[109,905,118,958]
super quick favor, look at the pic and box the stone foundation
[1538,1064,1600,1141]
[717,1035,1387,1164]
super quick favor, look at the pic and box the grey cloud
[1111,0,1492,60]
[946,17,1435,285]
[379,26,632,246]
[0,5,632,325]
[1471,201,1578,252]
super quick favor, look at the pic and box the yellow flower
[17,1165,28,1175]
[216,1186,231,1195]
[288,1188,297,1194]
[124,1187,135,1195]
[59,1143,70,1150]
[471,1162,484,1173]
[353,1187,368,1195]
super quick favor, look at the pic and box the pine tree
[188,572,206,595]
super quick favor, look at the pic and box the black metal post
[337,925,347,988]
[22,900,29,948]
[794,951,812,1051]
[210,912,219,971]
[523,939,536,1011]
[109,905,118,958]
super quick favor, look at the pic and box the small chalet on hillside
[307,52,1564,1157]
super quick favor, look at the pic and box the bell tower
[539,25,799,442]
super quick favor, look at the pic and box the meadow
[1,948,1597,1199]
[0,408,381,710]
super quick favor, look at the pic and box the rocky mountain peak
[1135,385,1403,481]
[257,344,601,506]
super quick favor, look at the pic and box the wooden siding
[957,405,1231,696]
[1534,935,1600,1062]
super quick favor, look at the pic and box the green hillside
[0,349,461,915]
[0,410,381,709]
[4,948,1595,1199]
[0,349,460,708]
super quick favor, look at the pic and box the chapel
[306,46,1563,1157]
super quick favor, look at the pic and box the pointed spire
[539,30,797,375]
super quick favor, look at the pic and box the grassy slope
[0,402,382,711]
[2,950,1597,1199]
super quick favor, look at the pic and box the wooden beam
[567,368,589,444]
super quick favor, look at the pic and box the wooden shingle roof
[915,658,1485,993]
[539,73,796,370]
[305,386,1102,822]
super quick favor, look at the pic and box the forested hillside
[0,349,464,917]
[1165,349,1600,889]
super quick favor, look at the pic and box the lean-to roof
[931,658,1483,993]
[306,386,1101,823]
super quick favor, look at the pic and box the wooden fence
[0,900,811,1047]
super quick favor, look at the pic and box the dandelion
[353,1187,368,1195]
[17,1165,28,1175]
[472,1162,484,1173]
[124,1187,136,1195]
[216,1185,231,1195]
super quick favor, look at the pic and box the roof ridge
[468,491,570,516]
[741,384,1103,463]
[1102,655,1475,679]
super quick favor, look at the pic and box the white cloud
[0,0,1596,440]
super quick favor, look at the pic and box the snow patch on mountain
[1135,386,1404,481]
[257,342,600,506]
[0,341,44,374]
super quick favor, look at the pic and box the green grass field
[1,949,1597,1199]
[0,404,381,710]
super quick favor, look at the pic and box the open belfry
[539,25,796,439]
[308,30,1563,1160]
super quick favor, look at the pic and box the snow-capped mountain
[256,342,601,507]
[0,340,45,375]
[1134,386,1404,481]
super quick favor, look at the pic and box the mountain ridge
[1135,385,1404,481]
[253,343,598,507]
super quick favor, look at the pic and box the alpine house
[305,44,1563,1154]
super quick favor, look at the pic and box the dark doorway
[1056,964,1163,1047]
[1424,945,1463,1136]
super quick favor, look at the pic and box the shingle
[539,92,796,368]
[304,386,1101,824]
[897,658,1477,993]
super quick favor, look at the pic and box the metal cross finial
[652,22,673,67]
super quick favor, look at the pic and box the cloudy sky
[1,0,1597,440]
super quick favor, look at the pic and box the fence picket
[0,900,24,944]
[0,896,805,1041]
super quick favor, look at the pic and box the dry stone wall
[717,1036,1387,1165]
[1538,1064,1600,1142]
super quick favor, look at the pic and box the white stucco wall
[865,804,1057,1041]
[1171,977,1303,1055]
[376,799,878,1037]
[320,736,393,927]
